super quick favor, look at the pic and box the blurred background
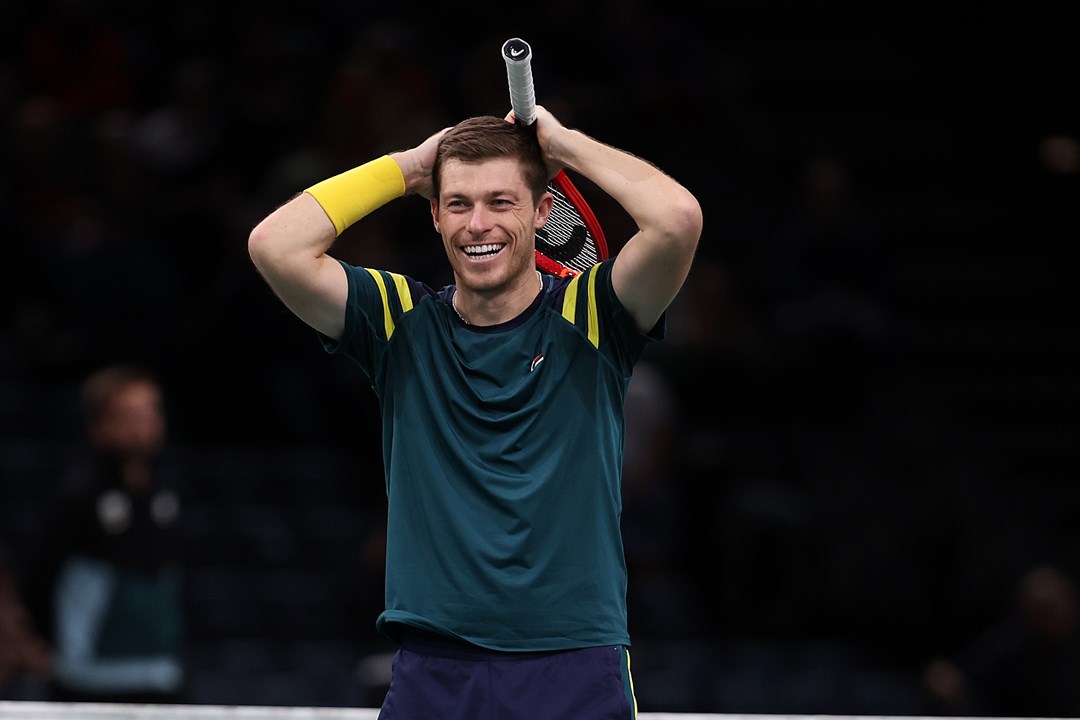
[1,0,1077,715]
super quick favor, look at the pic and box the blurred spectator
[0,544,51,699]
[921,563,1080,717]
[22,364,188,703]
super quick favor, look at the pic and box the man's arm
[247,132,443,341]
[52,557,182,695]
[248,192,348,339]
[533,107,702,332]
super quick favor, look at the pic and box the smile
[461,243,505,259]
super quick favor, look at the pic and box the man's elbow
[247,219,290,278]
[247,221,271,267]
[669,191,703,254]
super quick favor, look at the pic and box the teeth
[463,244,504,256]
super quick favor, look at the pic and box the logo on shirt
[530,354,545,372]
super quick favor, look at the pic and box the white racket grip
[502,38,536,127]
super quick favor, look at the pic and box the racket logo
[503,38,530,62]
[503,40,607,276]
[530,354,545,372]
[536,225,588,264]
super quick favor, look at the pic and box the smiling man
[248,107,701,720]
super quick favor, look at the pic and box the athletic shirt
[320,259,663,651]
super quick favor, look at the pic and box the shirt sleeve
[556,259,665,377]
[318,261,423,381]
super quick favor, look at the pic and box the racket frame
[502,37,609,277]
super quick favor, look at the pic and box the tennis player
[248,106,701,719]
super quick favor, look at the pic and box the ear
[430,198,440,232]
[535,191,554,229]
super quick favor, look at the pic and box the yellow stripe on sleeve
[585,263,600,348]
[365,268,395,340]
[561,274,581,324]
[388,272,413,313]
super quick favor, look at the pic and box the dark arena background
[1,1,1077,716]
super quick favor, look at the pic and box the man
[24,365,186,703]
[248,106,701,719]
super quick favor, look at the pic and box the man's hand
[507,106,566,181]
[392,127,448,200]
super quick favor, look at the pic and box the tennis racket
[502,37,609,278]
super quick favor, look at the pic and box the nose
[466,205,494,234]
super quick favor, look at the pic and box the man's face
[91,380,166,459]
[431,157,551,293]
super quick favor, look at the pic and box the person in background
[23,364,187,704]
[922,563,1080,717]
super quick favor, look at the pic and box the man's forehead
[440,157,527,193]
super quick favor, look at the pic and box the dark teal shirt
[322,260,662,651]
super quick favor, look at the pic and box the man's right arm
[248,191,350,340]
[248,132,444,342]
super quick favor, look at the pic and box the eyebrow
[444,187,522,202]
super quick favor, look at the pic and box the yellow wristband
[305,155,406,236]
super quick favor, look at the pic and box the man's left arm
[535,107,703,332]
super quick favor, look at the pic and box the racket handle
[502,37,536,127]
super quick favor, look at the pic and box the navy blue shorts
[376,630,638,720]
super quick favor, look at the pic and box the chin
[457,260,507,285]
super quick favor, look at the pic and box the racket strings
[537,186,601,274]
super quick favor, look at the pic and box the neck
[453,270,543,326]
[120,454,157,489]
